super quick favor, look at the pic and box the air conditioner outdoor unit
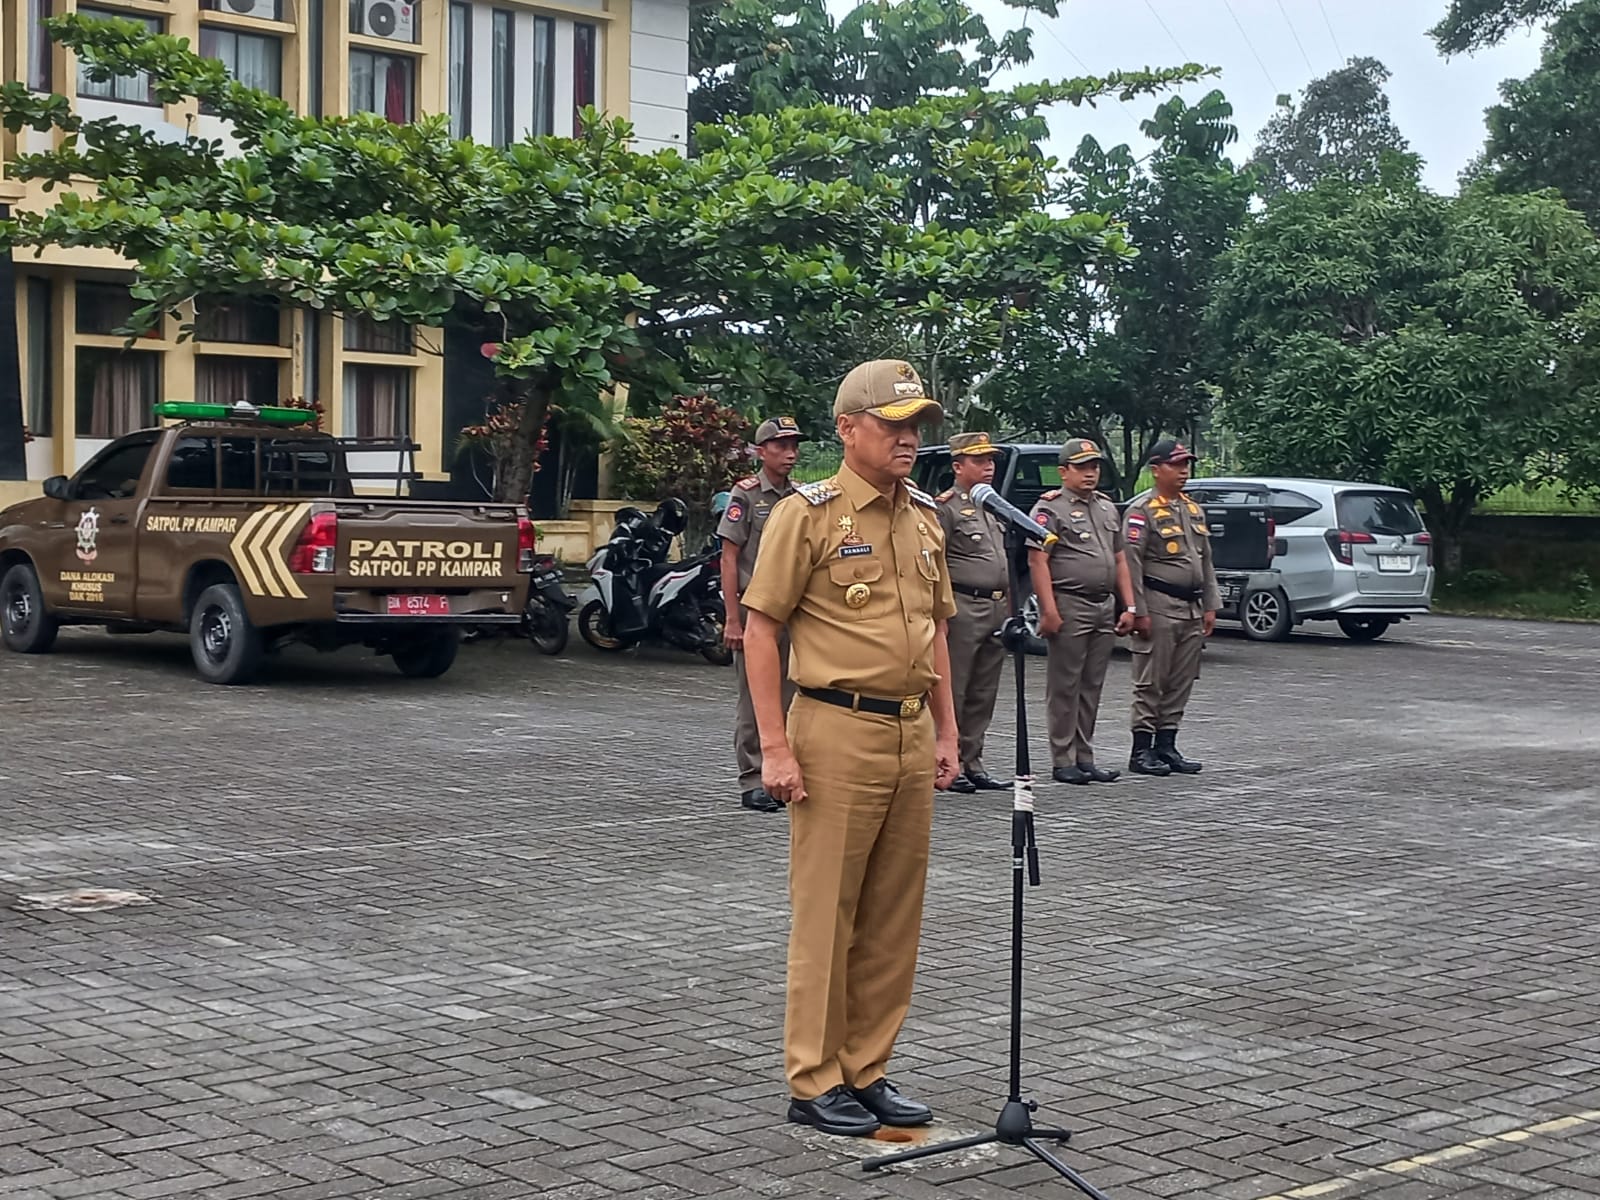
[361,0,416,42]
[212,0,279,17]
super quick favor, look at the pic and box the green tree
[1431,0,1571,52]
[3,13,1191,503]
[988,91,1255,480]
[1249,57,1416,200]
[1205,168,1600,574]
[611,394,752,547]
[1472,0,1600,229]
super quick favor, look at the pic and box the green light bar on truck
[153,401,317,427]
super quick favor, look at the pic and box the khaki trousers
[733,608,793,791]
[1129,613,1205,732]
[784,694,935,1099]
[1044,593,1115,768]
[947,591,1007,776]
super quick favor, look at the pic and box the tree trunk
[495,385,551,505]
[1419,483,1478,579]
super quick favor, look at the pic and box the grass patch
[1434,567,1600,622]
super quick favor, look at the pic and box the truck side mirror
[43,476,72,501]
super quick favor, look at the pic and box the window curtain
[28,0,52,91]
[232,33,281,94]
[449,2,471,139]
[532,18,555,136]
[27,279,52,437]
[82,351,157,439]
[573,24,596,135]
[344,367,411,439]
[76,9,157,103]
[196,358,278,407]
[350,51,412,123]
[492,11,513,147]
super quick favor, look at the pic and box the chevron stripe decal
[228,504,312,598]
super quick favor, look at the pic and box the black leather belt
[1144,577,1204,602]
[1057,589,1112,602]
[952,582,1006,600]
[800,687,928,718]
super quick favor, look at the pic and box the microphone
[970,483,1058,547]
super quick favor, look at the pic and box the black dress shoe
[1129,732,1172,776]
[850,1078,932,1127]
[965,771,1011,791]
[788,1085,881,1136]
[946,774,978,794]
[1052,765,1090,785]
[741,788,784,812]
[1077,762,1120,783]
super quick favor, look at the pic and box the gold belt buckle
[899,696,923,718]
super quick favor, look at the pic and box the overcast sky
[955,0,1548,193]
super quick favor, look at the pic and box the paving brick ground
[3,614,1600,1200]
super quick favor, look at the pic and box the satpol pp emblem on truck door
[74,508,100,565]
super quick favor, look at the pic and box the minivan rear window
[1336,491,1424,536]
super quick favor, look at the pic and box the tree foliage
[1431,0,1571,52]
[1,13,1194,502]
[1206,168,1600,572]
[1473,0,1600,229]
[611,394,752,545]
[986,91,1255,479]
[1249,57,1415,200]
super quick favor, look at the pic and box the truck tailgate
[1201,492,1274,572]
[333,502,523,588]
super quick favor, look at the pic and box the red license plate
[386,594,451,616]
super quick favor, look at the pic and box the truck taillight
[289,512,338,574]
[1416,531,1433,567]
[517,517,536,572]
[1324,528,1375,565]
[1267,516,1277,557]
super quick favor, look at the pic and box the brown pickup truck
[0,404,533,684]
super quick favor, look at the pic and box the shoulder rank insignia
[1041,489,1061,501]
[935,488,955,502]
[796,479,842,506]
[907,485,938,510]
[734,475,759,490]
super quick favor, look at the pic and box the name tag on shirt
[839,544,874,557]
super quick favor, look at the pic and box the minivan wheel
[1338,616,1392,642]
[1241,587,1292,641]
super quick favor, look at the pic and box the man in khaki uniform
[1027,438,1136,784]
[934,433,1010,794]
[720,416,804,813]
[1121,439,1219,776]
[742,359,959,1139]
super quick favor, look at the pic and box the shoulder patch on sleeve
[796,479,842,506]
[908,485,938,509]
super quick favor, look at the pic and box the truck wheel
[578,601,626,652]
[1338,616,1392,642]
[393,628,460,678]
[1241,586,1292,641]
[1,563,60,654]
[190,583,264,684]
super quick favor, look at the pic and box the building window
[76,8,161,106]
[491,9,514,147]
[196,358,281,408]
[76,281,158,338]
[344,365,412,438]
[26,279,53,438]
[573,22,596,134]
[199,27,283,105]
[344,314,413,353]
[76,348,160,439]
[531,16,555,136]
[449,1,471,139]
[196,295,281,344]
[28,0,53,91]
[349,48,414,123]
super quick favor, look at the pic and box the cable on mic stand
[860,517,1114,1198]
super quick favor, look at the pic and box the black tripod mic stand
[861,521,1113,1198]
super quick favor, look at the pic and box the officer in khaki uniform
[741,359,959,1139]
[934,433,1010,794]
[1027,438,1136,784]
[720,416,804,812]
[1121,439,1220,776]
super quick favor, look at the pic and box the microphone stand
[861,522,1113,1198]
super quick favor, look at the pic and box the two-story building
[0,0,690,509]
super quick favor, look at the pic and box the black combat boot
[1153,729,1202,774]
[1129,731,1172,776]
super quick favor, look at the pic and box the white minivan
[1184,477,1435,642]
